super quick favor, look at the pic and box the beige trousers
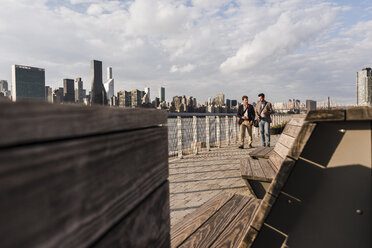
[240,120,253,146]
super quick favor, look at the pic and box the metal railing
[167,113,294,158]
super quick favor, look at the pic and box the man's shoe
[267,144,270,147]
[248,144,253,148]
[238,145,244,149]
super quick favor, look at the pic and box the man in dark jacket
[237,95,255,149]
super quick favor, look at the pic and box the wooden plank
[171,192,234,248]
[274,142,290,159]
[268,151,284,171]
[92,181,170,248]
[288,123,317,159]
[0,127,168,248]
[240,158,253,178]
[287,117,305,127]
[305,109,345,122]
[277,133,296,149]
[243,158,268,181]
[282,124,302,138]
[249,147,266,158]
[0,100,168,147]
[210,198,261,248]
[346,108,372,120]
[258,160,276,180]
[255,147,274,159]
[179,194,250,248]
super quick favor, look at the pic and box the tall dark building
[231,100,237,107]
[11,65,45,101]
[63,79,75,103]
[90,60,107,105]
[159,87,165,102]
[75,77,84,103]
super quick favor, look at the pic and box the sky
[0,0,371,105]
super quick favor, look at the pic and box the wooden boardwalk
[169,135,280,227]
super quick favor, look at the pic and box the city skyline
[0,0,371,104]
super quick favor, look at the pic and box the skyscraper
[11,65,45,101]
[144,87,150,102]
[45,86,53,103]
[131,89,142,107]
[90,60,108,105]
[159,87,165,102]
[357,67,372,106]
[117,90,131,107]
[306,100,317,111]
[214,93,225,106]
[75,77,84,104]
[0,80,8,92]
[104,67,114,101]
[63,79,75,103]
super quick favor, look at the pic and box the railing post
[225,116,229,146]
[193,116,198,155]
[206,116,210,151]
[233,116,237,143]
[216,116,220,148]
[177,116,183,159]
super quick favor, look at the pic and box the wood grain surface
[0,126,168,248]
[0,100,167,147]
[92,181,170,248]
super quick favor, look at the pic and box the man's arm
[237,105,243,118]
[265,102,273,115]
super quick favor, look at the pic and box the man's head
[258,93,265,102]
[242,95,248,105]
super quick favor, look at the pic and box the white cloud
[0,0,370,105]
[170,64,196,73]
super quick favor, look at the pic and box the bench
[241,117,305,198]
[0,100,170,248]
[172,108,372,247]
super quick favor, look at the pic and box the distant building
[104,67,114,101]
[0,80,10,97]
[306,100,317,111]
[226,99,231,109]
[75,77,84,103]
[159,87,165,102]
[11,64,45,101]
[357,67,372,106]
[131,89,142,107]
[53,87,64,104]
[214,93,225,106]
[144,87,150,102]
[45,86,53,103]
[231,100,237,107]
[63,79,75,103]
[90,60,108,105]
[118,90,131,107]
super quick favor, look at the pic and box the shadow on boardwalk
[169,135,280,227]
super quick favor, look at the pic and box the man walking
[256,93,273,147]
[255,93,273,147]
[237,96,255,149]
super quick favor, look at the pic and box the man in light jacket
[255,93,273,147]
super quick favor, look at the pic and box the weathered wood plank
[92,181,170,248]
[282,124,302,138]
[255,147,274,159]
[346,108,372,120]
[210,197,261,248]
[274,142,290,159]
[240,158,253,178]
[179,194,250,248]
[249,147,266,158]
[0,126,168,248]
[171,192,234,248]
[268,151,284,171]
[277,133,296,149]
[258,160,276,180]
[287,117,305,127]
[305,109,345,122]
[243,158,267,181]
[0,100,167,147]
[288,123,317,159]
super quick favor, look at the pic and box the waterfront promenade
[169,135,280,227]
